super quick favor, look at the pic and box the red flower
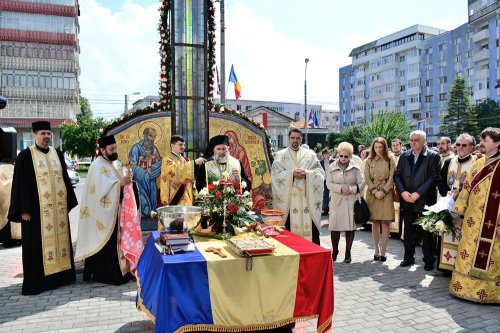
[228,204,238,214]
[208,184,216,191]
[216,191,222,198]
[235,189,242,195]
[233,181,240,189]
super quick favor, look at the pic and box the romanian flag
[228,64,242,100]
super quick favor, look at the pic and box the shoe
[343,257,352,264]
[400,259,415,267]
[332,251,338,262]
[374,255,380,261]
[380,256,387,262]
[424,262,434,271]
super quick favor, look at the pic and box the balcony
[474,88,488,101]
[1,57,76,72]
[472,29,489,43]
[472,48,489,63]
[474,68,489,80]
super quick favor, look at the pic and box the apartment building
[339,0,500,142]
[0,0,80,149]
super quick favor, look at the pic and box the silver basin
[156,205,204,231]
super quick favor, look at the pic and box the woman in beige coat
[327,142,365,263]
[364,137,395,262]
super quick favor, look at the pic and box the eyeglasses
[338,155,349,158]
[456,143,469,147]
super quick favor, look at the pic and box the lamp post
[304,58,309,145]
[124,91,140,113]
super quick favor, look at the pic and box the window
[400,85,406,92]
[399,55,406,62]
[439,93,447,101]
[399,70,405,77]
[245,105,252,111]
[455,54,461,62]
[425,79,432,87]
[439,76,448,84]
[236,105,241,111]
[277,135,283,147]
[425,95,433,102]
[412,113,421,120]
[400,100,406,106]
[409,94,421,103]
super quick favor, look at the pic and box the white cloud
[79,0,160,119]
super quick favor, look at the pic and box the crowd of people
[314,127,499,304]
[0,121,498,306]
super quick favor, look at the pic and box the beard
[106,153,118,161]
[214,153,227,163]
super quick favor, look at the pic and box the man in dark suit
[394,130,440,270]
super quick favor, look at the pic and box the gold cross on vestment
[80,206,90,219]
[100,166,111,177]
[492,191,500,199]
[479,250,488,259]
[100,195,112,208]
[485,220,494,229]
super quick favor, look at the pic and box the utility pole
[304,58,309,145]
[220,0,226,104]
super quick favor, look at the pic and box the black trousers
[401,209,436,264]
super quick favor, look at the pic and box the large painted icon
[128,121,163,218]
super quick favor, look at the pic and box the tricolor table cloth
[136,231,333,333]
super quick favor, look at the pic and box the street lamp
[304,58,309,145]
[124,91,140,113]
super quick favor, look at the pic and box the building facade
[225,99,322,124]
[339,0,500,142]
[0,0,80,149]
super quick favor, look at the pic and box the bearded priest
[75,135,137,285]
[271,128,324,245]
[8,121,78,295]
[195,135,252,193]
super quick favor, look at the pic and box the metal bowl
[156,205,204,231]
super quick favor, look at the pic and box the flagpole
[220,0,226,104]
[304,58,309,145]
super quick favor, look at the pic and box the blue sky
[80,0,468,119]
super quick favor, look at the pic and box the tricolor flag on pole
[228,64,242,100]
[216,65,221,96]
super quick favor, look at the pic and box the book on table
[160,232,191,245]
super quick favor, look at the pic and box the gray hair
[410,130,426,141]
[455,133,475,146]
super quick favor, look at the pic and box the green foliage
[354,110,411,147]
[439,77,480,140]
[326,126,365,153]
[313,143,323,153]
[473,98,500,129]
[251,158,268,182]
[60,96,108,158]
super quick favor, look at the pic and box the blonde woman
[364,137,395,262]
[327,142,364,263]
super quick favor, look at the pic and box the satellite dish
[0,96,6,110]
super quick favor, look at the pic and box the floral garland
[207,0,216,111]
[210,103,275,163]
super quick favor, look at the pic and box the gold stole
[159,153,195,206]
[446,155,475,191]
[469,157,500,278]
[205,157,241,185]
[30,146,71,276]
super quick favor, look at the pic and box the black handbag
[354,185,370,225]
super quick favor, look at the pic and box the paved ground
[0,178,498,333]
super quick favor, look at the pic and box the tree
[326,125,364,153]
[354,110,411,147]
[60,96,108,158]
[474,98,500,129]
[439,77,480,139]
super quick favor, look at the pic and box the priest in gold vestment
[450,127,500,303]
[160,135,206,207]
[271,128,324,245]
[8,121,77,295]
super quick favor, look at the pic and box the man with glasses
[437,133,476,274]
[450,127,500,303]
[394,130,440,270]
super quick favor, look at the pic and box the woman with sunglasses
[364,137,396,262]
[326,142,364,263]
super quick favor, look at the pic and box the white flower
[221,171,229,178]
[435,220,446,233]
[243,190,250,196]
[241,181,247,189]
[213,181,219,186]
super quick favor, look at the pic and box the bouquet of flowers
[196,172,256,235]
[414,194,457,237]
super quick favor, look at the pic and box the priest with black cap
[195,134,252,192]
[75,134,137,285]
[8,121,78,295]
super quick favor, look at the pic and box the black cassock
[8,146,78,295]
[195,160,252,192]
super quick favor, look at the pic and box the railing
[469,2,499,23]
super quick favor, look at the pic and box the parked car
[65,158,79,185]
